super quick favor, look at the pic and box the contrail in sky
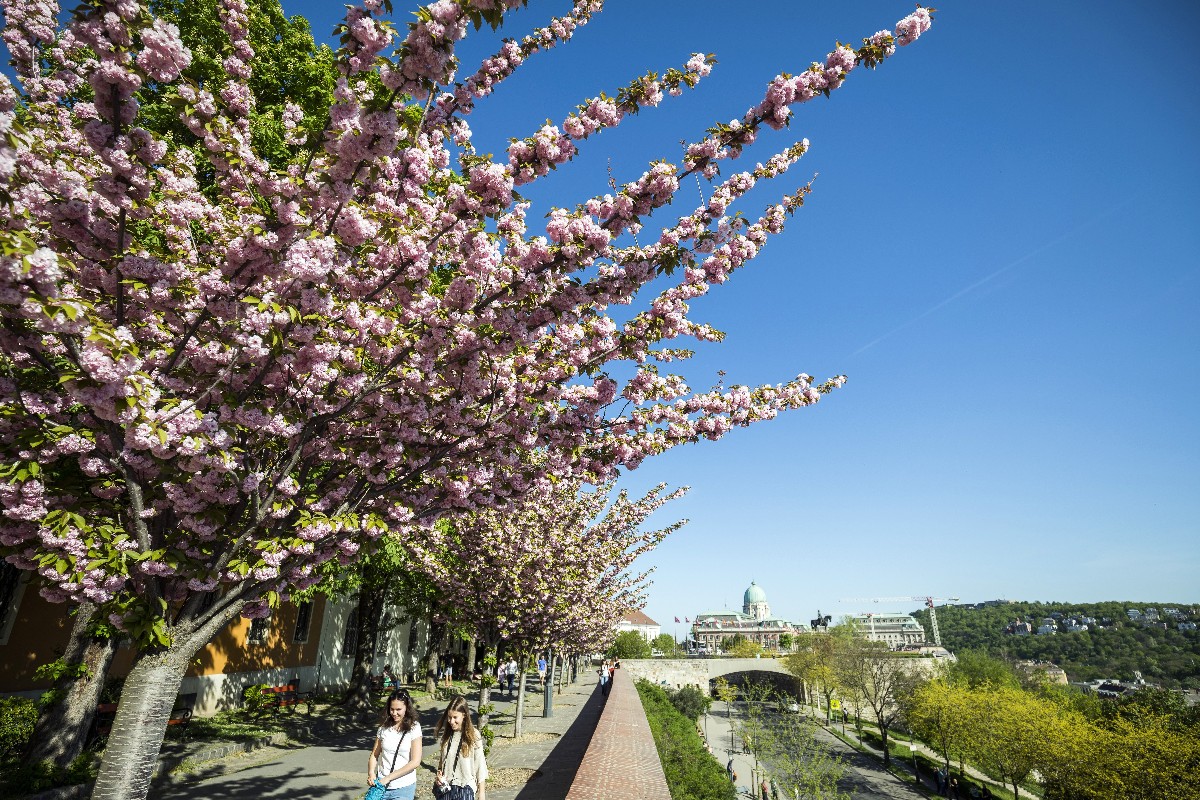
[851,199,1136,357]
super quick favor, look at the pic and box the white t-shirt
[376,723,421,788]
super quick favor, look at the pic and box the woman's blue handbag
[364,780,388,800]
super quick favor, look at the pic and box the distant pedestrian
[367,688,422,799]
[496,660,507,693]
[726,758,734,780]
[949,776,960,799]
[443,660,454,687]
[537,655,547,687]
[770,778,779,800]
[760,778,769,800]
[505,658,517,695]
[434,695,488,800]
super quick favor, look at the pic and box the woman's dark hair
[379,688,418,732]
[434,694,478,756]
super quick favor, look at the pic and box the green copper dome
[744,581,767,604]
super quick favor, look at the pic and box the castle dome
[744,581,767,605]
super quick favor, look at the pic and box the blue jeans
[383,784,416,800]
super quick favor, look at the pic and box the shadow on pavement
[511,685,606,800]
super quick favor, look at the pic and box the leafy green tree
[902,676,974,772]
[778,632,794,651]
[667,685,712,722]
[966,685,1063,800]
[609,630,652,660]
[833,640,915,767]
[785,628,855,718]
[140,0,336,182]
[947,649,1019,689]
[652,633,678,656]
[727,636,764,658]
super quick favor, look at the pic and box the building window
[0,563,28,646]
[247,614,271,645]
[293,601,313,643]
[341,608,359,658]
[407,619,420,652]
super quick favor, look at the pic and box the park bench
[89,692,196,745]
[243,680,311,714]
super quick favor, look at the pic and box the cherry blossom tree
[0,1,933,797]
[407,477,685,733]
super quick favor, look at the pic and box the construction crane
[838,595,960,646]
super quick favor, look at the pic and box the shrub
[637,679,734,800]
[668,685,712,722]
[241,684,275,715]
[0,696,37,757]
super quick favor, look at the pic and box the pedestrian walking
[434,695,488,800]
[505,658,517,695]
[367,688,422,800]
[760,777,769,800]
[537,655,547,688]
[444,659,454,687]
[726,758,734,780]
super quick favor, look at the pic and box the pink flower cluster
[895,7,934,46]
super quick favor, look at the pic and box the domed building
[744,581,770,621]
[690,582,804,653]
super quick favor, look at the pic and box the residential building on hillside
[1015,659,1069,685]
[616,610,660,641]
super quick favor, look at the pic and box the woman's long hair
[434,694,478,757]
[378,688,419,733]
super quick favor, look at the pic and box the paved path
[704,701,926,800]
[151,672,605,800]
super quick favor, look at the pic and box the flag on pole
[674,616,680,623]
[685,617,690,623]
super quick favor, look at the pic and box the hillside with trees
[910,601,1200,688]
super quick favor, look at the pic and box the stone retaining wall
[565,668,671,800]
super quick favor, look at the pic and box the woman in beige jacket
[433,695,488,800]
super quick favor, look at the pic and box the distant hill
[909,600,1200,688]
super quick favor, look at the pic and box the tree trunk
[24,603,118,768]
[513,654,529,737]
[465,638,477,676]
[422,615,445,694]
[879,720,890,767]
[345,588,384,709]
[90,604,239,800]
[475,641,492,729]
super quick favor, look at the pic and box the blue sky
[10,2,1198,630]
[341,0,1197,628]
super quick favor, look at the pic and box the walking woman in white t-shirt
[367,688,423,800]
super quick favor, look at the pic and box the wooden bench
[244,680,311,714]
[89,692,196,745]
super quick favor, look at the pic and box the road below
[703,701,925,799]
